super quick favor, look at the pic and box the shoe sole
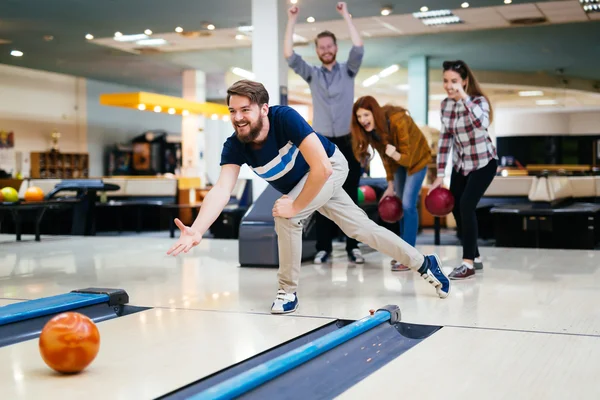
[271,303,299,314]
[423,254,450,299]
[449,274,476,280]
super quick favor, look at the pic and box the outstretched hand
[166,218,203,256]
[428,177,444,194]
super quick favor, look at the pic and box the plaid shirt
[436,95,498,177]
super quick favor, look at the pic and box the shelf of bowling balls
[0,198,78,241]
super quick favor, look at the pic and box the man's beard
[235,117,263,144]
[318,52,336,65]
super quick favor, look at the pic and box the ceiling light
[231,67,256,80]
[536,99,558,106]
[519,90,544,97]
[381,6,393,16]
[168,108,176,115]
[461,2,469,8]
[182,110,189,116]
[420,6,429,12]
[222,115,230,122]
[144,29,153,35]
[238,25,254,32]
[114,32,123,37]
[175,27,183,33]
[114,33,148,42]
[290,0,298,3]
[211,114,219,120]
[397,84,410,91]
[138,104,146,111]
[136,38,167,46]
[422,15,462,25]
[362,75,380,87]
[85,33,94,40]
[10,50,23,57]
[307,16,315,23]
[154,106,162,112]
[207,24,215,30]
[378,64,399,77]
[43,35,54,41]
[235,34,247,40]
[504,0,512,3]
[413,9,452,18]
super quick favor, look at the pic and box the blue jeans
[393,166,427,247]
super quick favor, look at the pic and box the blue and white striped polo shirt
[220,105,336,194]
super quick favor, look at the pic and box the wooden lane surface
[0,308,334,399]
[336,326,600,400]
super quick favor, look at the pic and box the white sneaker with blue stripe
[271,290,299,314]
[421,254,451,299]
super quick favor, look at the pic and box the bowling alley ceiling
[0,0,598,97]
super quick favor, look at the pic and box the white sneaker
[348,249,365,264]
[313,251,330,264]
[270,290,299,314]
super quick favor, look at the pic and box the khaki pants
[274,147,425,293]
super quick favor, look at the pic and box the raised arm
[337,2,363,47]
[284,5,313,82]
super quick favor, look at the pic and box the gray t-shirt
[286,46,364,138]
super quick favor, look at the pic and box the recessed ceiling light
[421,6,429,12]
[235,34,246,40]
[504,0,512,3]
[207,24,215,30]
[519,90,544,97]
[85,33,94,40]
[10,50,23,57]
[307,16,315,22]
[114,32,123,37]
[138,104,146,111]
[175,27,183,33]
[168,108,176,115]
[144,29,152,35]
[381,6,393,16]
[290,0,298,3]
[182,110,189,116]
[461,2,470,8]
[154,106,162,113]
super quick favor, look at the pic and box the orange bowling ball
[39,312,100,374]
[24,186,45,202]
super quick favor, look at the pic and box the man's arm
[337,2,363,47]
[292,133,333,213]
[284,6,313,83]
[190,164,240,235]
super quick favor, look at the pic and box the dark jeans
[315,134,362,254]
[450,158,497,260]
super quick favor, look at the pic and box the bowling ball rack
[159,305,442,400]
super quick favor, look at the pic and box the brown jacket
[372,106,431,182]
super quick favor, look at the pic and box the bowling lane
[0,308,334,399]
[336,327,600,400]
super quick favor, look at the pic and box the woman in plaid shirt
[430,60,498,280]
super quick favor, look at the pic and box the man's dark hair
[226,80,269,106]
[315,30,337,46]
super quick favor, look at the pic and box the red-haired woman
[430,60,498,280]
[351,96,431,271]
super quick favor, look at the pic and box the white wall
[0,64,87,176]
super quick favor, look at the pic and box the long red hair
[351,96,406,164]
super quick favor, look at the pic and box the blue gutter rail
[188,307,397,400]
[0,293,109,326]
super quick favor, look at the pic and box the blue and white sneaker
[421,254,450,299]
[313,251,330,264]
[271,290,299,314]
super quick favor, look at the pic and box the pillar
[181,69,206,184]
[251,0,288,105]
[408,56,429,127]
